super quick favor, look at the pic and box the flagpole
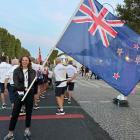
[21,47,56,101]
[21,0,83,102]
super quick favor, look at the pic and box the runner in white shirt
[54,57,67,115]
[0,56,11,109]
[66,60,77,104]
[4,59,19,108]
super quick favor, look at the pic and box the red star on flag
[113,73,120,80]
[133,44,140,50]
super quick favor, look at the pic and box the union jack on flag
[56,0,140,96]
[73,0,124,48]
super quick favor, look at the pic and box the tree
[48,50,59,64]
[20,47,30,57]
[116,0,140,34]
[15,39,22,58]
[0,27,30,59]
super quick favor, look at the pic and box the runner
[4,59,19,108]
[53,57,67,115]
[0,56,11,109]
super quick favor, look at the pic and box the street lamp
[102,3,129,107]
[103,3,116,15]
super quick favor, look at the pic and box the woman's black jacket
[13,67,37,94]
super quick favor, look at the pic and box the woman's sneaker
[19,109,26,116]
[24,130,31,139]
[4,134,14,140]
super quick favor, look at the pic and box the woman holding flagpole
[4,56,37,140]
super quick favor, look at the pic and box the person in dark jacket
[4,56,37,140]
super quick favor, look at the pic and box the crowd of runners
[0,54,104,140]
[0,55,101,113]
[0,55,78,140]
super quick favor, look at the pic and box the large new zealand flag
[56,0,140,96]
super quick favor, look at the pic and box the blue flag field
[56,0,140,96]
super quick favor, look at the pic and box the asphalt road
[0,87,112,140]
[1,76,140,140]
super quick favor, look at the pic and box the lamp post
[102,3,129,107]
[103,3,116,15]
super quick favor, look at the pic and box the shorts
[0,83,10,93]
[55,86,67,97]
[37,78,43,85]
[67,82,75,91]
[0,83,5,93]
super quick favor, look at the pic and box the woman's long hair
[19,56,32,69]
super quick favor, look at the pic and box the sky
[0,0,124,60]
